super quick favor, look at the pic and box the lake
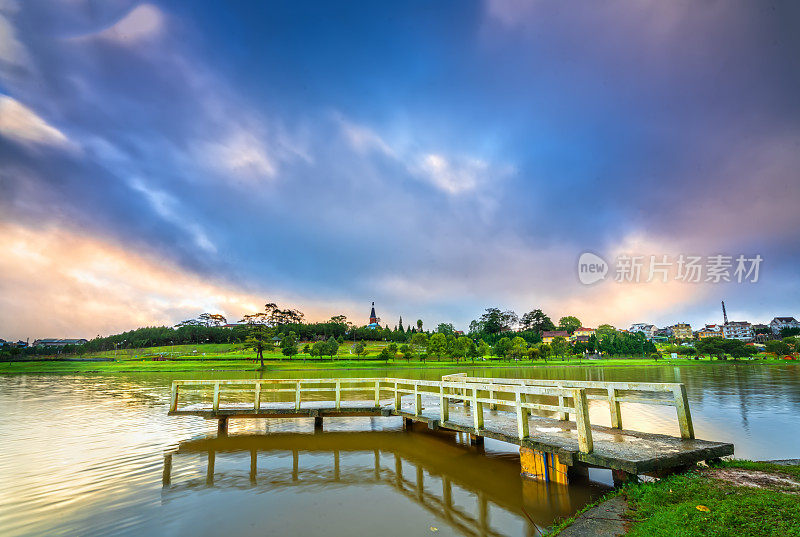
[1,363,798,536]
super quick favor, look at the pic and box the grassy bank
[0,355,793,373]
[550,460,800,537]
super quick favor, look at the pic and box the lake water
[1,363,798,536]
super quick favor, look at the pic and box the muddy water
[1,363,798,536]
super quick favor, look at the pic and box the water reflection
[162,429,602,537]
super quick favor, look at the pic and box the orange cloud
[0,223,350,340]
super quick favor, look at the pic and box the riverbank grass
[622,461,800,537]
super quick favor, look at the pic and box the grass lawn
[620,461,800,537]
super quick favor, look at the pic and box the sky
[1,0,799,340]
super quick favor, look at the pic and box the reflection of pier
[169,375,733,481]
[163,431,582,536]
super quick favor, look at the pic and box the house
[629,323,657,339]
[671,323,693,340]
[572,327,596,338]
[222,323,246,329]
[32,338,88,347]
[770,317,800,334]
[696,325,722,339]
[722,322,754,341]
[541,330,569,344]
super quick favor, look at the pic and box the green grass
[1,342,793,373]
[621,462,800,537]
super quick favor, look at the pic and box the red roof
[542,331,569,338]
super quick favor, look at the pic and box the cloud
[0,3,31,72]
[0,95,71,148]
[202,130,277,180]
[89,4,165,44]
[337,116,512,196]
[128,178,217,253]
[416,153,489,195]
[0,222,369,340]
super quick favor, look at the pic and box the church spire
[369,302,378,325]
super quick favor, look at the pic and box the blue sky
[1,0,799,339]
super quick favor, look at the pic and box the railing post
[489,390,497,411]
[572,388,593,453]
[608,388,622,429]
[553,395,566,420]
[335,381,341,410]
[213,382,220,412]
[295,381,301,410]
[374,380,381,407]
[254,382,261,410]
[515,391,529,439]
[440,385,449,422]
[472,387,483,430]
[414,384,422,416]
[672,384,695,439]
[394,381,401,410]
[170,383,179,412]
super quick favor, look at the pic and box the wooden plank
[515,391,529,439]
[572,388,593,454]
[472,388,483,429]
[212,382,220,412]
[295,381,301,411]
[673,384,695,439]
[254,383,261,410]
[170,383,178,412]
[440,385,449,422]
[609,388,622,429]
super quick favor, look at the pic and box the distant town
[2,300,798,357]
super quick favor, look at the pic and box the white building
[722,322,754,341]
[770,317,800,335]
[629,323,657,339]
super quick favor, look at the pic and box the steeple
[369,302,378,325]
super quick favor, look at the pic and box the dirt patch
[704,468,800,492]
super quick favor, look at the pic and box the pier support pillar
[403,417,415,430]
[217,417,228,436]
[314,416,323,431]
[520,447,569,484]
[612,469,639,486]
[469,434,484,446]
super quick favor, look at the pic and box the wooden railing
[169,375,697,454]
[170,377,595,453]
[444,374,694,439]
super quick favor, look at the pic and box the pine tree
[399,316,404,333]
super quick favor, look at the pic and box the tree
[510,336,528,360]
[495,337,512,359]
[198,313,227,327]
[538,343,551,362]
[352,341,367,357]
[427,333,448,358]
[596,324,617,338]
[466,339,480,362]
[310,341,325,358]
[302,343,311,355]
[766,340,791,356]
[399,344,413,362]
[280,331,298,359]
[478,340,490,359]
[411,332,428,353]
[557,316,582,334]
[417,319,424,332]
[398,316,405,333]
[325,336,339,358]
[245,324,273,368]
[519,309,555,332]
[330,314,348,324]
[436,323,456,335]
[695,337,727,359]
[550,336,568,358]
[377,347,391,362]
[386,343,398,359]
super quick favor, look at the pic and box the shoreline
[0,357,793,374]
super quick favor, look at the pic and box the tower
[369,302,378,325]
[722,300,729,325]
